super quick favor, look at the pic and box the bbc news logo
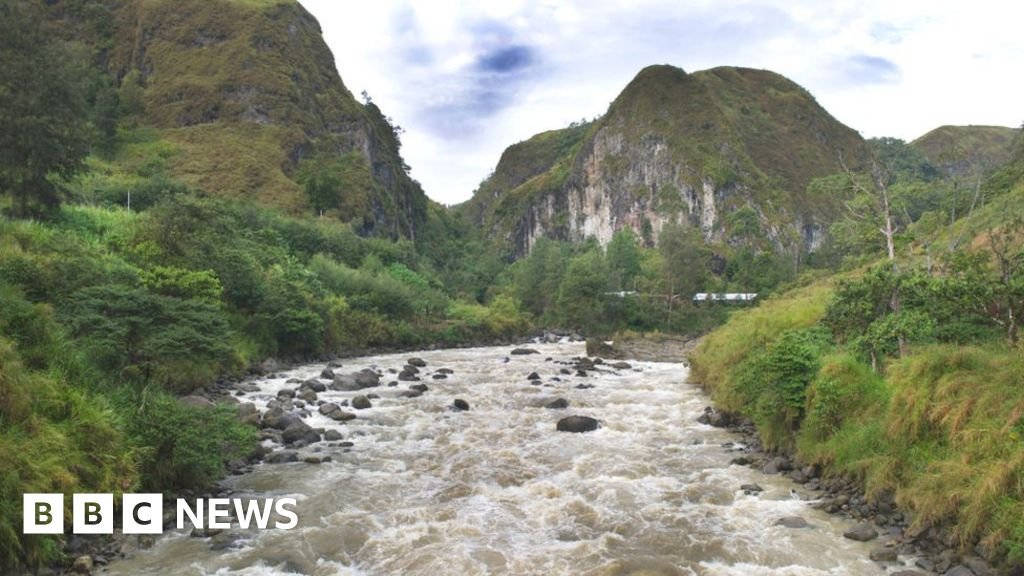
[23,494,298,535]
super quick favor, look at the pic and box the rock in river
[510,348,539,355]
[843,523,878,542]
[545,398,569,410]
[556,415,600,433]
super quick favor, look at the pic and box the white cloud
[301,0,1024,204]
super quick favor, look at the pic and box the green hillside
[691,121,1024,570]
[46,0,427,237]
[912,124,1020,177]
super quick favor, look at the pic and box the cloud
[475,45,535,73]
[407,21,543,139]
[837,54,901,85]
[302,0,1024,204]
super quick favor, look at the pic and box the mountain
[46,0,427,238]
[911,125,1020,178]
[461,65,869,257]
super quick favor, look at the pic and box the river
[104,342,896,575]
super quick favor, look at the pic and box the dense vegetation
[692,135,1024,566]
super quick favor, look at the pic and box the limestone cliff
[462,65,868,257]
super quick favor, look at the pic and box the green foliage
[868,137,938,183]
[65,284,233,391]
[0,337,135,570]
[125,388,255,492]
[732,327,832,448]
[606,228,642,290]
[297,152,374,217]
[556,249,609,333]
[658,222,706,297]
[0,0,92,216]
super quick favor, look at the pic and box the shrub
[125,388,255,492]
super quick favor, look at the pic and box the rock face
[461,64,868,258]
[556,415,600,433]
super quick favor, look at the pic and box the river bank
[694,407,999,576]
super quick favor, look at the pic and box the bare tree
[839,153,908,357]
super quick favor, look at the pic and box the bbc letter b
[23,494,64,534]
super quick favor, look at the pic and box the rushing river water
[105,342,897,575]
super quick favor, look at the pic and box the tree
[556,250,607,332]
[658,222,705,310]
[983,217,1024,344]
[0,1,91,216]
[606,228,641,291]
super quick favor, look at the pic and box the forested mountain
[461,64,869,258]
[45,0,428,237]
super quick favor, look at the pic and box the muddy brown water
[104,342,909,575]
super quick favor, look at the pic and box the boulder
[332,369,381,391]
[774,517,811,529]
[408,357,427,367]
[261,407,301,431]
[282,420,320,445]
[324,429,343,441]
[556,415,600,433]
[277,388,296,400]
[318,404,356,422]
[740,483,763,493]
[436,368,454,375]
[400,389,423,398]
[451,399,470,411]
[410,383,429,393]
[398,368,420,382]
[297,388,318,403]
[320,367,335,379]
[304,379,327,393]
[351,395,372,410]
[527,372,541,381]
[432,374,448,380]
[843,523,878,542]
[510,348,540,355]
[237,402,260,426]
[545,398,569,410]
[611,361,632,370]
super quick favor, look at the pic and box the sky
[300,0,1024,205]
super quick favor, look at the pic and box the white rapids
[104,342,905,575]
